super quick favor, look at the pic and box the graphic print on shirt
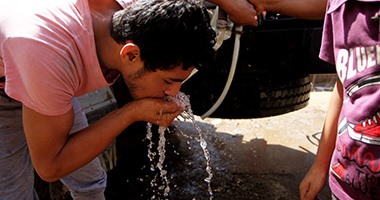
[347,111,380,145]
[336,45,380,83]
[331,45,380,197]
[336,45,380,145]
[332,116,380,197]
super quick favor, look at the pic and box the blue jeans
[0,94,107,200]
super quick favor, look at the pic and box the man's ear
[120,42,140,63]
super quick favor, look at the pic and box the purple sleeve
[319,0,336,65]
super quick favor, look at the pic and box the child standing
[300,0,380,199]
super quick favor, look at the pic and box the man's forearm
[208,0,327,22]
[253,0,327,19]
[24,104,136,182]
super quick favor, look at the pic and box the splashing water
[174,92,214,199]
[145,92,214,199]
[156,126,170,196]
[146,123,170,199]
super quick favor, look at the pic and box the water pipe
[201,25,243,119]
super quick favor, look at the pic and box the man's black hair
[111,0,216,71]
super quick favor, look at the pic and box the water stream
[145,92,213,199]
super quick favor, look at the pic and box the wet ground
[34,74,336,200]
[105,75,335,200]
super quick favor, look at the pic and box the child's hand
[299,164,328,200]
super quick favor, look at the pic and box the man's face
[123,63,194,99]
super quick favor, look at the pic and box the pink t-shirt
[0,0,132,116]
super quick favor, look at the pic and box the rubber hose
[201,26,243,119]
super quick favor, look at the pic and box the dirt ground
[105,90,333,200]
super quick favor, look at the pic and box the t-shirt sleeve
[2,37,78,116]
[319,0,336,65]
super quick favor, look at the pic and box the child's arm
[299,79,343,200]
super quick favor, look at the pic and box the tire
[257,75,311,117]
[181,69,311,118]
[181,20,317,118]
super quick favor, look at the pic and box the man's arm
[250,0,327,19]
[209,0,327,24]
[207,0,263,26]
[23,98,182,182]
[299,80,343,200]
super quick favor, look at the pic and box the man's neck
[88,0,122,15]
[88,0,123,83]
[88,0,121,37]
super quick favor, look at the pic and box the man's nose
[164,82,182,97]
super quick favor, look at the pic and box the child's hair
[111,0,216,71]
